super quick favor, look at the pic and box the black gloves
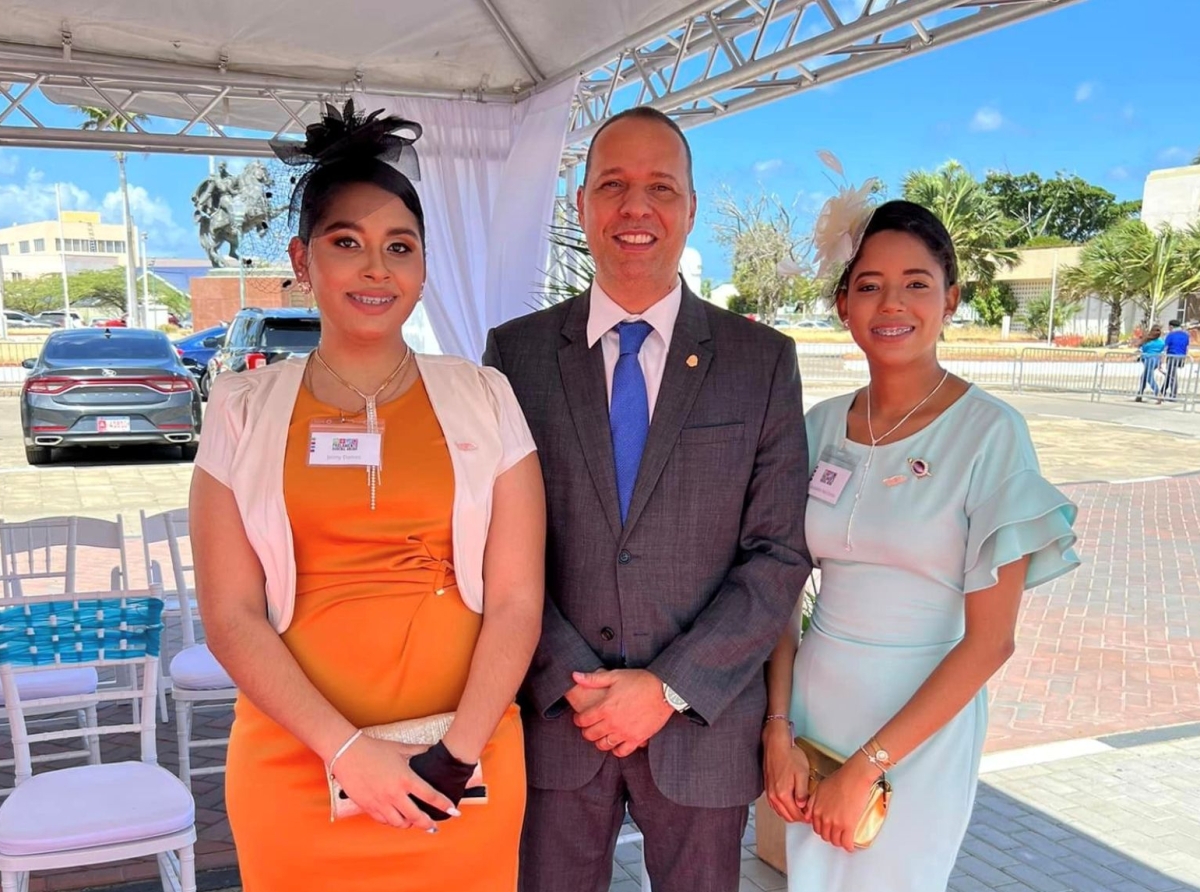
[408,741,477,821]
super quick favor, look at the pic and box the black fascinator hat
[271,99,426,246]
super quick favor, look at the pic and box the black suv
[206,307,321,384]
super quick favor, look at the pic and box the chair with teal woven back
[0,590,196,892]
[0,516,136,783]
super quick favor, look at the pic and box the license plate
[97,416,131,433]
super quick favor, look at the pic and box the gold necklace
[311,346,413,510]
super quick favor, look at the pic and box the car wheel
[180,442,200,462]
[199,371,211,400]
[25,445,52,466]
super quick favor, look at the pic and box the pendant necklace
[312,347,412,510]
[844,369,949,551]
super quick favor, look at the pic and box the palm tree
[76,106,148,324]
[902,161,1020,290]
[1060,221,1141,345]
[1062,219,1200,344]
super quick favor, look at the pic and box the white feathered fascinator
[810,151,880,294]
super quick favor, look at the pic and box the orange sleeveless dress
[224,379,525,891]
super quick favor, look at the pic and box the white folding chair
[139,508,195,723]
[140,509,236,790]
[0,590,196,892]
[0,516,129,598]
[0,516,135,780]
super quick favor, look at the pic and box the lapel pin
[907,458,932,479]
[686,354,699,368]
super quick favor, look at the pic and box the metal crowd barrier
[1096,350,1198,412]
[794,343,1197,411]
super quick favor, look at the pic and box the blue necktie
[610,321,653,525]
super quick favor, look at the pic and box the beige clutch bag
[794,736,891,849]
[328,712,485,821]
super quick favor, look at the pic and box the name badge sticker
[308,419,385,468]
[808,445,856,506]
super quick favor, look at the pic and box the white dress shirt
[586,280,682,420]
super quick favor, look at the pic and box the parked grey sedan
[20,328,202,465]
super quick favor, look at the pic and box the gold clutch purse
[793,736,891,849]
[328,712,486,821]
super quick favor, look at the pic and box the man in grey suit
[484,107,811,892]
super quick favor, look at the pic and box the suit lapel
[620,288,713,540]
[557,289,623,539]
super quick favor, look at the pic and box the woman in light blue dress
[763,200,1079,891]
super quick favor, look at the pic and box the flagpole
[55,184,71,323]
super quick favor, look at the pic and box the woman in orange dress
[189,103,545,891]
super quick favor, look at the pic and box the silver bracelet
[327,729,364,780]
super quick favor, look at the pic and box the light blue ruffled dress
[786,386,1079,892]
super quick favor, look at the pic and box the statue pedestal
[189,267,309,330]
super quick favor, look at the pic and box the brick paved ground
[986,474,1200,752]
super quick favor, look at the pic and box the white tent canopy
[0,1,1085,153]
[0,1,1086,355]
[0,0,692,137]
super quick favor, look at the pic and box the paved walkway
[1,389,1198,891]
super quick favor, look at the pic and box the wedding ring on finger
[604,734,615,747]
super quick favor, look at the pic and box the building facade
[0,211,136,279]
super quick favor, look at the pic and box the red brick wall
[190,275,315,329]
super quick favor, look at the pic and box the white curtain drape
[366,78,579,360]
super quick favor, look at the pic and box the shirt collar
[586,278,683,350]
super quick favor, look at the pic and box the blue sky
[0,0,1195,283]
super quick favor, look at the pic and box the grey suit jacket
[484,283,811,808]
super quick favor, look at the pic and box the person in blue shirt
[1135,325,1165,403]
[1163,320,1191,401]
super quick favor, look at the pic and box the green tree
[902,161,1019,291]
[2,268,188,319]
[1021,290,1081,340]
[726,292,755,315]
[700,278,714,300]
[1060,220,1200,344]
[711,188,809,323]
[3,276,65,315]
[983,171,1141,245]
[961,282,1018,327]
[1060,221,1142,345]
[76,106,148,321]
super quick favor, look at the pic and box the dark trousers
[1164,355,1187,399]
[519,749,749,892]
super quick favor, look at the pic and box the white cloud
[0,168,189,255]
[1158,146,1192,165]
[102,185,189,250]
[1074,82,1095,102]
[753,159,784,176]
[0,152,18,177]
[0,170,93,226]
[969,106,1004,132]
[1108,166,1130,181]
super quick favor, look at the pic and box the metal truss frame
[563,0,1085,145]
[0,0,1084,156]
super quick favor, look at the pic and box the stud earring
[943,314,952,324]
